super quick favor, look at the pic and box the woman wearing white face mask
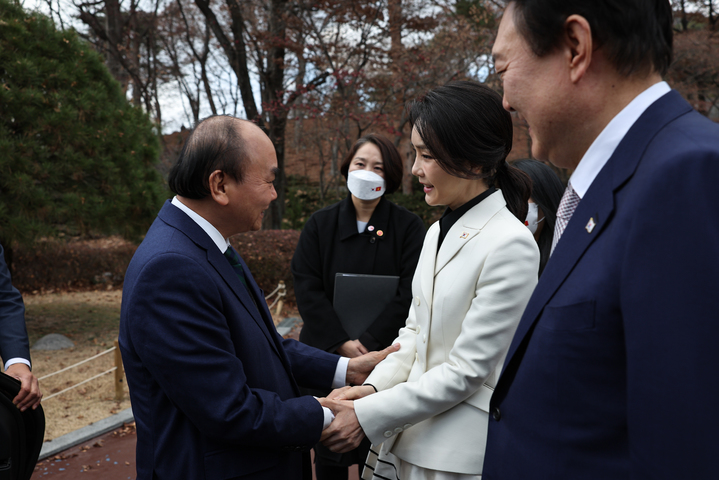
[291,134,426,480]
[514,159,564,277]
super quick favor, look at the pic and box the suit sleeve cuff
[332,356,350,388]
[4,357,31,371]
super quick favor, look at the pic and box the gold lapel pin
[585,217,596,233]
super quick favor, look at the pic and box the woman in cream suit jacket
[322,81,539,479]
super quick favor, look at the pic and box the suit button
[416,325,421,333]
[370,237,376,244]
[415,297,421,306]
[422,334,427,343]
[491,407,501,421]
[384,430,393,438]
[394,427,403,434]
[403,424,412,429]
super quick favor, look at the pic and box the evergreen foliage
[0,0,165,252]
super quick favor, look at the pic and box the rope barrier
[38,347,115,381]
[42,367,117,402]
[264,283,283,300]
[38,279,289,403]
[264,281,286,315]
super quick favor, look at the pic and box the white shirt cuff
[321,405,336,429]
[332,356,350,388]
[4,357,31,371]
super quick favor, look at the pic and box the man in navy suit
[1,243,42,412]
[119,116,397,480]
[486,1,719,479]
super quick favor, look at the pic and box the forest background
[2,0,718,286]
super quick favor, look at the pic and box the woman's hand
[336,339,369,358]
[333,385,376,401]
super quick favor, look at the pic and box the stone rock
[31,333,75,351]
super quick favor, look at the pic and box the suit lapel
[503,90,693,366]
[158,202,282,358]
[419,225,439,311]
[435,191,506,276]
[209,246,283,358]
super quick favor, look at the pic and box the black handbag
[0,372,45,480]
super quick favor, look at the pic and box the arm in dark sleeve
[363,214,426,349]
[281,337,341,390]
[291,215,350,352]
[621,147,719,478]
[0,244,30,364]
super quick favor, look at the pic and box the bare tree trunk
[104,0,129,92]
[390,0,413,195]
[262,0,289,229]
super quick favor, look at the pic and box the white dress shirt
[171,197,347,427]
[4,357,31,371]
[569,81,671,198]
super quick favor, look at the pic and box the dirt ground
[21,290,296,442]
[23,290,132,442]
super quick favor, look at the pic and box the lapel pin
[377,230,384,237]
[368,225,375,232]
[460,232,469,239]
[585,217,596,233]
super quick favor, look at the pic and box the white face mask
[525,202,543,235]
[347,170,386,201]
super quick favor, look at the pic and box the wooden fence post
[275,281,286,317]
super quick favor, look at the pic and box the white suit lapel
[435,191,507,276]
[418,225,439,312]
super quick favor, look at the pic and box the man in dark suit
[119,115,397,480]
[486,1,719,479]
[1,243,42,412]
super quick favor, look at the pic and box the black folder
[333,273,400,340]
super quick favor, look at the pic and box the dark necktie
[224,247,265,326]
[223,246,249,289]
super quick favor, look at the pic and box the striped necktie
[551,183,581,255]
[223,246,248,288]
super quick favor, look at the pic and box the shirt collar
[171,196,230,253]
[569,81,671,198]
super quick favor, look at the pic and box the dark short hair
[509,0,673,77]
[513,159,564,276]
[168,115,248,199]
[408,80,531,220]
[340,134,403,195]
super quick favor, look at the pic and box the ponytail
[495,161,532,222]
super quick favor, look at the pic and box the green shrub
[0,0,165,251]
[231,230,300,304]
[13,232,302,304]
[12,237,137,293]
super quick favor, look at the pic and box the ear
[563,14,593,84]
[208,170,230,206]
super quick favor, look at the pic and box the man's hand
[319,398,365,453]
[5,363,42,412]
[346,343,399,385]
[336,339,369,358]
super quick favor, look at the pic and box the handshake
[318,342,400,453]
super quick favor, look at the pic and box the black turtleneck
[438,188,496,250]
